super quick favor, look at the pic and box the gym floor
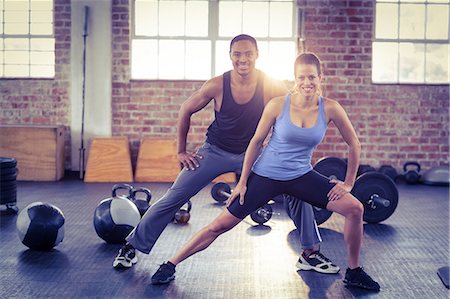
[0,175,448,299]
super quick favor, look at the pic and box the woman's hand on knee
[227,183,247,206]
[327,179,352,201]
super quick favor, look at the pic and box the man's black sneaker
[296,251,340,274]
[343,267,380,291]
[113,243,137,269]
[151,262,176,285]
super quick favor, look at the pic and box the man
[113,34,339,275]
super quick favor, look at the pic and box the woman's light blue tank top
[252,94,327,180]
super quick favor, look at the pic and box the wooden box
[84,137,133,183]
[135,138,180,182]
[0,125,65,181]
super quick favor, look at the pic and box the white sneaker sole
[296,261,340,274]
[113,256,138,269]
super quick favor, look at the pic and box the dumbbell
[211,182,277,225]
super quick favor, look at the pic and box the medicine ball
[93,196,141,244]
[16,202,65,251]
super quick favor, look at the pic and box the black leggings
[227,170,335,219]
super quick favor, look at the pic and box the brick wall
[0,0,72,167]
[0,0,448,175]
[298,0,449,170]
[111,0,448,172]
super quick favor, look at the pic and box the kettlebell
[174,200,192,224]
[111,183,134,200]
[403,161,421,184]
[130,187,152,217]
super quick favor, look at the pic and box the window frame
[372,0,450,85]
[0,0,55,79]
[130,0,297,81]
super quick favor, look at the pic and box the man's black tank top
[206,70,265,154]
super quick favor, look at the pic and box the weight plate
[1,184,17,193]
[378,165,398,182]
[313,207,333,225]
[283,194,332,225]
[211,182,231,202]
[357,164,376,177]
[1,181,17,190]
[1,173,17,182]
[0,191,17,204]
[352,172,398,223]
[0,157,17,169]
[0,167,17,176]
[314,157,347,181]
[250,204,272,224]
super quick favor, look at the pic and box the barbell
[210,182,276,225]
[285,157,399,224]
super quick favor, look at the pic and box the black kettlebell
[403,161,421,184]
[174,200,192,224]
[111,183,134,200]
[130,187,152,217]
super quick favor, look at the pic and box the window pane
[30,0,53,11]
[30,64,54,77]
[31,10,52,22]
[399,42,425,83]
[219,1,242,37]
[4,64,29,77]
[426,43,449,83]
[4,0,29,10]
[399,4,425,39]
[5,38,28,50]
[131,39,158,79]
[259,41,295,80]
[426,4,448,39]
[135,0,158,36]
[375,3,398,39]
[31,38,54,51]
[31,23,52,34]
[159,1,184,36]
[185,40,211,79]
[215,40,231,76]
[243,1,269,37]
[5,51,29,64]
[5,10,28,23]
[372,42,399,83]
[158,40,184,79]
[30,51,54,64]
[186,1,208,37]
[4,23,28,34]
[269,2,293,37]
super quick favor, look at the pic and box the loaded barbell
[210,182,277,225]
[285,157,399,225]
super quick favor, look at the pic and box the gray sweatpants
[126,142,322,254]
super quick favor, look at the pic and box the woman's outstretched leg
[151,209,242,284]
[326,194,363,268]
[326,194,380,291]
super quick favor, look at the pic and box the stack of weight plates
[0,157,19,214]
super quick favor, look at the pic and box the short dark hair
[229,34,258,52]
[294,52,322,76]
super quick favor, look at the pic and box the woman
[150,53,380,291]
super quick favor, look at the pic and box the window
[0,0,55,78]
[373,0,449,84]
[132,0,296,80]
